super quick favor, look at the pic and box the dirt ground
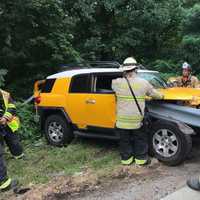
[4,140,200,200]
[72,143,200,200]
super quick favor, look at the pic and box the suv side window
[93,73,122,94]
[70,74,91,93]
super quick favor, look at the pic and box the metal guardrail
[147,101,200,128]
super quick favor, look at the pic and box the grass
[5,137,120,186]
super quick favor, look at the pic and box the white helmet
[182,62,191,70]
[120,57,138,71]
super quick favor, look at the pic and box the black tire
[150,121,192,166]
[44,114,74,147]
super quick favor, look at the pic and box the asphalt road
[73,144,200,200]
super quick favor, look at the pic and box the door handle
[86,99,96,104]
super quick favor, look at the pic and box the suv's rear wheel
[150,121,192,166]
[44,115,74,147]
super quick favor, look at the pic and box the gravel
[73,145,200,200]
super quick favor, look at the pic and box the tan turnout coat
[112,73,163,130]
[175,76,199,88]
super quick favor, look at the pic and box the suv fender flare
[38,107,71,130]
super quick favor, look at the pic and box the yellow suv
[34,66,200,166]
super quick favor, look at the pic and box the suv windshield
[138,72,167,89]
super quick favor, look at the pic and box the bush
[182,35,200,73]
[16,102,40,141]
[181,4,200,73]
[149,59,179,74]
[0,69,8,87]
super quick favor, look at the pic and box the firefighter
[0,139,18,191]
[112,57,164,165]
[0,89,23,159]
[170,62,199,88]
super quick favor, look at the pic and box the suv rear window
[41,79,56,93]
[70,74,91,93]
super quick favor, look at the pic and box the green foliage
[182,35,200,70]
[181,4,200,73]
[0,0,80,97]
[16,102,40,140]
[68,0,183,62]
[0,69,7,87]
[149,59,179,74]
[182,0,200,8]
[182,4,200,34]
[0,0,199,98]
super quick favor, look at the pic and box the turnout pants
[0,141,7,184]
[117,128,148,161]
[2,127,23,157]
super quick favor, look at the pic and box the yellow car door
[66,74,93,129]
[85,93,116,128]
[84,73,120,128]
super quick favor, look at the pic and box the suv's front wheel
[44,115,74,147]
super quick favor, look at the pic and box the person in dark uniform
[0,89,23,159]
[0,89,22,191]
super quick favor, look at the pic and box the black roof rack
[137,64,147,70]
[58,61,121,72]
[88,61,121,68]
[58,61,146,72]
[58,62,90,72]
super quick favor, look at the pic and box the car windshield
[138,72,167,89]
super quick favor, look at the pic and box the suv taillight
[35,96,41,104]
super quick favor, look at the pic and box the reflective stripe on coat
[0,90,20,132]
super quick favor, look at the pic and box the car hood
[159,87,200,101]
